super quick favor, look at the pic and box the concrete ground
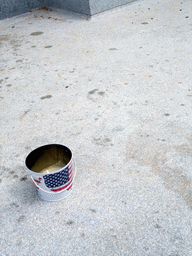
[0,0,192,255]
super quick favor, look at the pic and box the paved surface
[0,0,192,255]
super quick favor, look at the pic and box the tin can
[25,144,75,201]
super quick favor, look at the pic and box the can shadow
[9,179,41,205]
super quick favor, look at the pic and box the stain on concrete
[10,39,21,50]
[40,95,52,100]
[11,202,19,208]
[44,45,52,48]
[0,79,3,84]
[126,126,192,208]
[67,220,74,225]
[98,91,105,96]
[154,224,161,229]
[88,89,99,95]
[6,84,12,87]
[30,32,44,36]
[109,48,118,50]
[93,137,111,146]
[141,22,149,24]
[89,209,96,213]
[38,5,52,12]
[20,109,31,119]
[17,215,25,223]
[20,176,27,181]
[0,35,9,41]
[88,89,106,102]
[112,126,124,132]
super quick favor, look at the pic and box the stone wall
[0,0,137,20]
[0,0,43,20]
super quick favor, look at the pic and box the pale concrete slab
[0,0,192,255]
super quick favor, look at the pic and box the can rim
[25,144,73,175]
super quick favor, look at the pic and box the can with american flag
[25,144,76,201]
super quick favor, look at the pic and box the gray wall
[0,0,43,20]
[45,0,91,15]
[89,0,136,15]
[0,0,137,20]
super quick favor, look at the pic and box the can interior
[25,144,72,173]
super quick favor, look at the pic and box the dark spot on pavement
[0,35,9,41]
[103,138,111,143]
[30,31,44,36]
[12,202,19,208]
[39,5,52,11]
[67,220,74,225]
[16,60,23,63]
[20,176,27,181]
[6,84,12,87]
[89,89,98,95]
[89,209,96,213]
[17,215,25,223]
[40,95,52,100]
[98,91,105,96]
[141,22,149,24]
[44,45,52,48]
[154,224,161,229]
[109,48,118,50]
[164,113,170,116]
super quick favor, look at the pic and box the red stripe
[69,172,73,179]
[50,176,73,192]
[34,179,41,183]
[67,183,73,190]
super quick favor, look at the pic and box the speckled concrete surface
[0,0,192,255]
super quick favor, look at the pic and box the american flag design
[43,161,73,192]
